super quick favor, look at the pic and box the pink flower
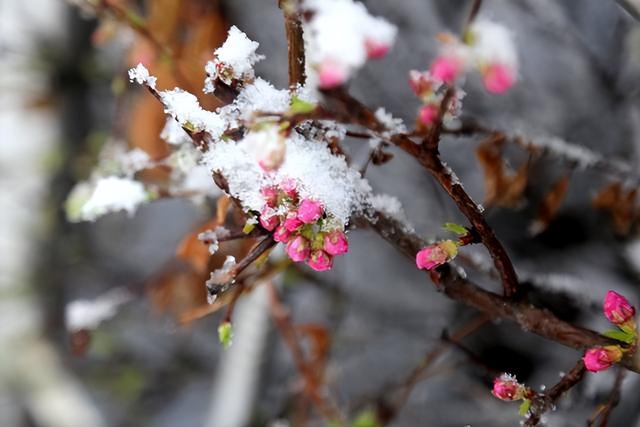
[365,39,390,59]
[415,240,458,270]
[418,104,439,127]
[408,70,434,99]
[323,230,348,256]
[261,186,279,208]
[307,250,333,271]
[318,60,348,89]
[583,346,623,372]
[297,199,324,224]
[259,209,279,231]
[279,178,298,200]
[482,62,515,94]
[283,211,303,232]
[273,225,292,243]
[429,55,462,84]
[603,290,636,325]
[492,374,524,401]
[286,236,310,262]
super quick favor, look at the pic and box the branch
[525,359,587,426]
[279,0,306,88]
[587,368,626,427]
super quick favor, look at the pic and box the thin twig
[587,368,626,427]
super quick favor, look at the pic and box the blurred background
[3,0,640,426]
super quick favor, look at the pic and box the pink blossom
[365,39,390,59]
[279,178,298,200]
[429,55,462,84]
[323,230,348,256]
[318,60,348,89]
[261,186,279,208]
[307,250,333,271]
[482,62,515,94]
[259,209,279,231]
[273,225,292,243]
[415,240,458,270]
[603,290,636,325]
[408,70,434,99]
[418,104,439,127]
[286,236,310,262]
[491,374,524,401]
[297,199,324,224]
[283,211,303,232]
[583,346,623,372]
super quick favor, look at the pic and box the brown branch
[367,212,640,373]
[587,368,626,427]
[524,359,586,426]
[279,0,306,88]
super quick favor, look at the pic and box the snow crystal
[303,0,396,82]
[204,25,265,89]
[198,227,231,255]
[374,108,406,135]
[160,89,226,138]
[161,117,192,146]
[65,288,132,331]
[80,177,149,221]
[128,63,157,89]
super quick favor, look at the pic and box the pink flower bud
[259,209,279,231]
[323,230,349,256]
[261,186,279,208]
[415,240,458,270]
[286,236,310,262]
[307,250,333,271]
[492,374,524,401]
[603,290,636,325]
[297,199,324,224]
[418,104,439,127]
[283,211,303,232]
[318,60,348,89]
[409,70,435,99]
[482,62,515,94]
[273,225,292,243]
[429,55,462,84]
[583,346,623,372]
[365,39,390,59]
[279,178,298,200]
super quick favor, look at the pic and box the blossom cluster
[410,19,518,128]
[257,180,348,271]
[583,290,637,372]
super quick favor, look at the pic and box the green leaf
[443,222,468,236]
[603,329,635,344]
[518,399,531,417]
[351,410,379,427]
[290,95,316,114]
[218,322,233,348]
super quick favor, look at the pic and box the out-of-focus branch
[587,368,626,426]
[525,359,586,426]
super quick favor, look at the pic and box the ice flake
[128,63,157,89]
[204,25,265,89]
[79,177,149,221]
[65,288,132,332]
[303,0,396,85]
[160,89,226,138]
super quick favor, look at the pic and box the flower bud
[409,70,435,99]
[583,346,623,373]
[259,208,279,231]
[273,225,293,243]
[286,236,310,262]
[307,250,333,271]
[429,55,462,84]
[284,211,303,232]
[492,374,524,401]
[279,178,298,200]
[261,186,279,208]
[418,104,439,127]
[481,62,515,94]
[365,39,390,59]
[297,199,324,224]
[415,240,458,270]
[318,60,348,89]
[323,230,349,256]
[603,290,636,325]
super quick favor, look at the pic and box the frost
[526,135,600,170]
[160,89,226,138]
[65,288,132,332]
[369,193,414,232]
[206,255,237,304]
[198,227,231,255]
[79,177,149,221]
[128,63,157,89]
[374,107,406,135]
[204,25,265,89]
[303,0,396,83]
[161,117,192,146]
[230,77,290,121]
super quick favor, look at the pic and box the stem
[279,0,306,88]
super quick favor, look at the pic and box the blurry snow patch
[128,63,156,89]
[518,271,600,307]
[204,25,265,88]
[71,177,149,222]
[65,288,132,332]
[526,135,601,170]
[469,20,518,70]
[369,193,414,232]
